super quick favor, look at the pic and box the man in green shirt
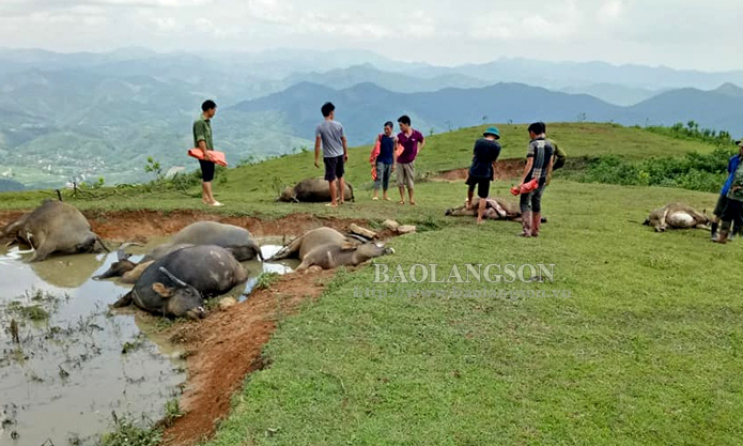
[193,100,221,206]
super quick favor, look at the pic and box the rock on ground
[397,225,417,234]
[219,297,238,311]
[349,223,377,240]
[383,220,400,231]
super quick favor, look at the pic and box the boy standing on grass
[517,122,554,237]
[711,140,743,241]
[465,127,502,225]
[371,121,397,201]
[314,102,349,207]
[193,99,222,207]
[396,115,425,205]
[714,139,743,244]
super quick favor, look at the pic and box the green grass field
[3,123,741,446]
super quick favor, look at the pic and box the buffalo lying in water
[643,203,710,232]
[278,178,355,203]
[112,245,249,319]
[96,221,261,282]
[268,227,393,271]
[0,200,108,262]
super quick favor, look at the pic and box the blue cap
[483,127,500,139]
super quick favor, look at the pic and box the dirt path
[160,268,336,445]
[433,158,525,182]
[0,209,369,242]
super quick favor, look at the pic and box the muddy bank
[0,210,370,243]
[159,268,336,446]
[433,158,525,182]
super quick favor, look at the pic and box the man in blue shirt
[371,121,397,201]
[711,140,743,241]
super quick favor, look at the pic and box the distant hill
[282,64,489,94]
[1,47,743,189]
[229,81,743,146]
[402,58,743,91]
[559,83,662,106]
[0,178,25,192]
[631,84,743,132]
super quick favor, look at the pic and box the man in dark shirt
[465,127,502,225]
[517,122,554,237]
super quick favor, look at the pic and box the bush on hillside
[645,121,734,147]
[568,146,737,193]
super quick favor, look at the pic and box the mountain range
[1,47,742,189]
[229,81,743,147]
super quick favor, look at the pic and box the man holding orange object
[193,99,222,207]
[517,122,554,237]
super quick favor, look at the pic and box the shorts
[397,162,415,189]
[466,175,491,199]
[714,194,728,217]
[199,159,215,183]
[324,155,345,181]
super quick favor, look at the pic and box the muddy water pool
[0,239,296,446]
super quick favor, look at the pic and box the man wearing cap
[465,127,502,225]
[712,139,743,242]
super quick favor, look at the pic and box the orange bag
[188,149,228,167]
[510,179,539,196]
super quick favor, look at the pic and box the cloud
[0,0,741,71]
[152,16,181,32]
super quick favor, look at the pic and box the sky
[0,0,740,71]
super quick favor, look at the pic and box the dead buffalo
[644,203,710,232]
[112,245,249,319]
[446,197,524,221]
[278,178,354,203]
[95,221,261,282]
[268,227,393,271]
[0,200,108,262]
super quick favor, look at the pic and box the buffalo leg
[112,292,134,308]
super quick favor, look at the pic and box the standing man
[396,115,425,205]
[711,139,743,241]
[517,122,554,237]
[371,121,397,201]
[465,127,502,225]
[315,102,349,207]
[714,139,743,244]
[193,99,222,207]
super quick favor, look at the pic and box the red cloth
[370,134,382,181]
[188,149,228,167]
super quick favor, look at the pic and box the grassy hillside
[0,123,719,213]
[4,123,742,446]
